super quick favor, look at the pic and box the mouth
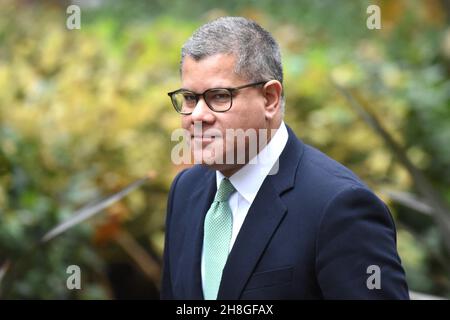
[191,135,215,141]
[190,134,219,148]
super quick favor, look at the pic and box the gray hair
[180,17,285,113]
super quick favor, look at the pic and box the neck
[218,121,282,178]
[219,164,245,178]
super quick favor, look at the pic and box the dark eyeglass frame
[167,80,268,115]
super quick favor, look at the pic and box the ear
[262,80,283,120]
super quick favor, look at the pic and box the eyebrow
[178,86,230,93]
[180,81,237,90]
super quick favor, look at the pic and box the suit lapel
[181,168,216,299]
[217,181,287,299]
[217,126,305,299]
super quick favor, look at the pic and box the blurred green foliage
[0,0,449,298]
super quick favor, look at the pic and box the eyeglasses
[167,81,268,115]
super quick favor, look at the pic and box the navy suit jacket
[161,126,409,299]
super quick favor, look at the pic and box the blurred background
[0,0,449,299]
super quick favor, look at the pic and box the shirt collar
[216,121,289,204]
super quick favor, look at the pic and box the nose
[190,97,215,124]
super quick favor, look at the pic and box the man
[161,17,409,299]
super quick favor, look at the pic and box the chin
[191,139,226,165]
[201,162,241,176]
[196,151,225,167]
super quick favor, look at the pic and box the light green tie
[203,178,236,300]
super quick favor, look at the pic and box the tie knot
[215,178,235,202]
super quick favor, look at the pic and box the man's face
[181,54,268,173]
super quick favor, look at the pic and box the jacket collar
[218,126,304,299]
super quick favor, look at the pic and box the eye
[208,90,231,102]
[212,93,229,99]
[183,93,197,102]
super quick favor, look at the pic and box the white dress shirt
[201,121,289,287]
